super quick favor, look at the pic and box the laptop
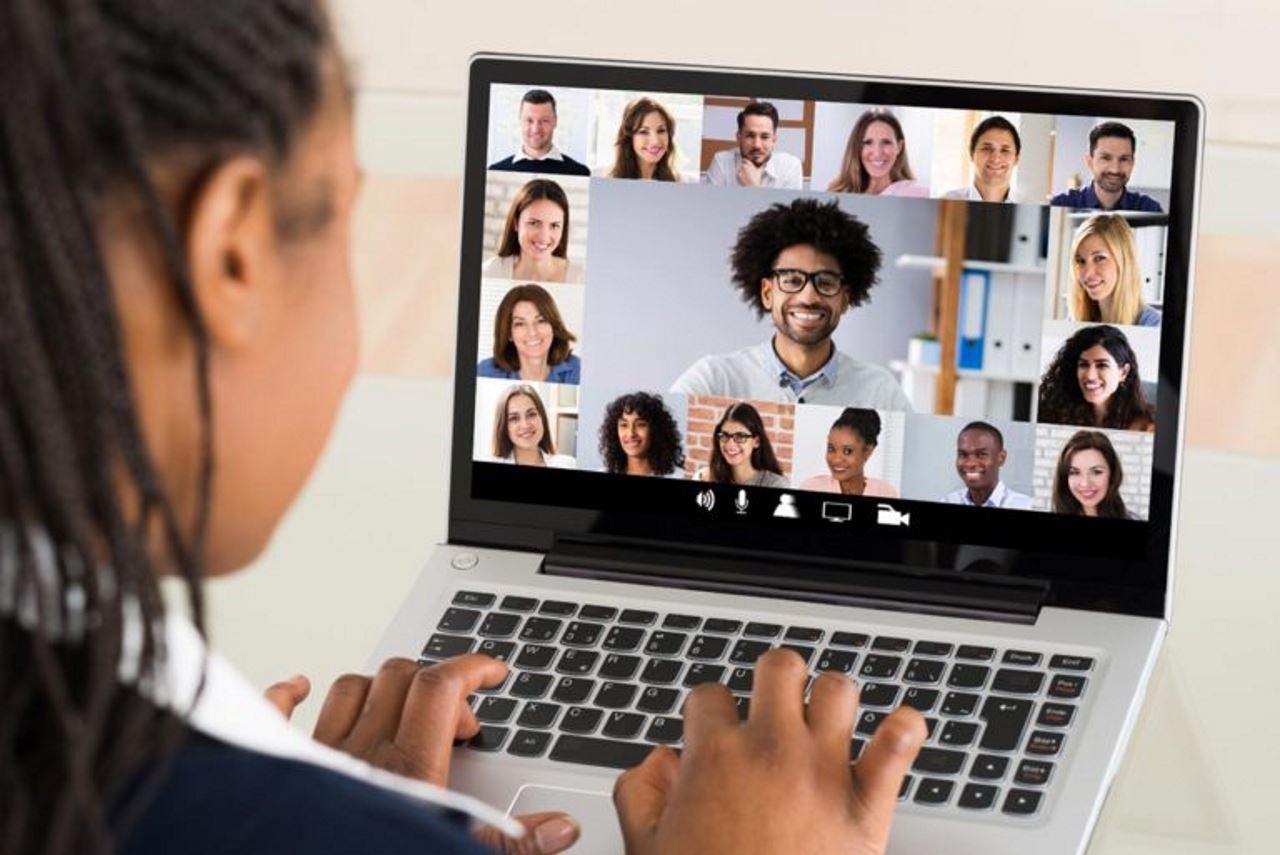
[370,54,1202,853]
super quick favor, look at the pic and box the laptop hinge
[541,536,1048,624]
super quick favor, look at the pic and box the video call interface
[469,80,1177,538]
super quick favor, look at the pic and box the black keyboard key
[941,691,980,717]
[595,682,639,709]
[816,649,858,674]
[1048,674,1087,699]
[517,702,562,729]
[437,608,481,633]
[579,604,618,621]
[475,697,518,723]
[646,716,683,744]
[924,717,939,739]
[704,618,742,634]
[898,774,913,800]
[948,664,990,689]
[510,672,554,698]
[913,641,953,657]
[914,778,954,805]
[904,658,946,684]
[743,622,782,638]
[1037,702,1076,728]
[1003,649,1042,667]
[599,654,642,681]
[1049,654,1094,671]
[549,735,653,769]
[559,706,603,734]
[556,649,599,675]
[958,783,999,810]
[902,688,939,712]
[938,721,979,747]
[637,686,680,714]
[640,658,684,685]
[1015,759,1054,786]
[603,712,647,739]
[551,677,596,705]
[561,621,605,647]
[979,697,1033,752]
[872,636,911,652]
[1026,730,1065,756]
[955,645,995,661]
[779,644,815,665]
[514,644,556,671]
[469,725,509,751]
[603,626,646,652]
[540,600,578,617]
[859,655,902,679]
[683,664,726,687]
[644,631,689,657]
[728,667,754,693]
[970,754,1009,780]
[858,682,900,708]
[478,612,521,638]
[831,631,869,648]
[913,747,966,775]
[453,590,496,607]
[519,618,563,643]
[1003,789,1042,816]
[992,668,1045,695]
[476,640,516,663]
[508,729,552,758]
[422,633,474,659]
[499,595,538,612]
[730,639,772,664]
[734,696,750,720]
[850,739,867,760]
[785,626,823,643]
[688,635,730,660]
[855,710,887,736]
[618,609,657,625]
[663,614,701,630]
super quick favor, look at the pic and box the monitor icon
[822,501,852,523]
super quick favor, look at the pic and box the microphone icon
[735,489,749,514]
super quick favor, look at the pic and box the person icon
[773,494,800,518]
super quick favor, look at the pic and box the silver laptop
[370,54,1202,854]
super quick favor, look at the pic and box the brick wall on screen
[1032,425,1154,519]
[684,396,796,478]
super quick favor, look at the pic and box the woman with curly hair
[1069,214,1160,327]
[609,97,683,181]
[827,109,928,197]
[1038,325,1155,431]
[1052,430,1132,518]
[598,392,686,476]
[799,409,898,497]
[694,402,789,487]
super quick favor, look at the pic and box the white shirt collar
[512,145,565,164]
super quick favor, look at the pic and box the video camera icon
[876,503,910,527]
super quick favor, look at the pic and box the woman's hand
[613,648,926,855]
[265,656,579,854]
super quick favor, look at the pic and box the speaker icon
[695,489,716,511]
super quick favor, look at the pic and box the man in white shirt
[672,198,910,410]
[943,115,1023,203]
[488,89,590,176]
[703,101,804,189]
[940,421,1033,509]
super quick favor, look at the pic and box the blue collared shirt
[941,481,1034,510]
[476,354,581,384]
[762,340,841,398]
[1050,182,1163,212]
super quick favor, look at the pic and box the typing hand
[613,648,926,855]
[266,656,580,854]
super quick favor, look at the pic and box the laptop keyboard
[420,590,1095,820]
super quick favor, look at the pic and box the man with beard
[1051,121,1163,212]
[672,198,910,409]
[704,101,804,189]
[940,422,1033,509]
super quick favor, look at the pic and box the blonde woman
[1070,214,1161,327]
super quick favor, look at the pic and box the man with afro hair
[672,197,910,410]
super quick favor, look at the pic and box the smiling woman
[478,283,581,384]
[1039,324,1155,431]
[610,97,683,181]
[482,178,584,283]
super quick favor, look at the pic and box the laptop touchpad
[507,784,623,853]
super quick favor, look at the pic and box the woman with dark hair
[598,392,685,476]
[694,403,789,487]
[491,384,575,467]
[799,409,898,497]
[1052,431,1131,518]
[827,109,928,197]
[609,97,684,181]
[1039,324,1155,431]
[477,284,581,383]
[482,178,582,283]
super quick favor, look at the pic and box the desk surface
[195,375,1279,855]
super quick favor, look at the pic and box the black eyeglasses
[716,431,755,446]
[770,268,845,297]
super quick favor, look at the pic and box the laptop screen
[451,57,1201,617]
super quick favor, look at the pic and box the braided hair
[0,2,332,853]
